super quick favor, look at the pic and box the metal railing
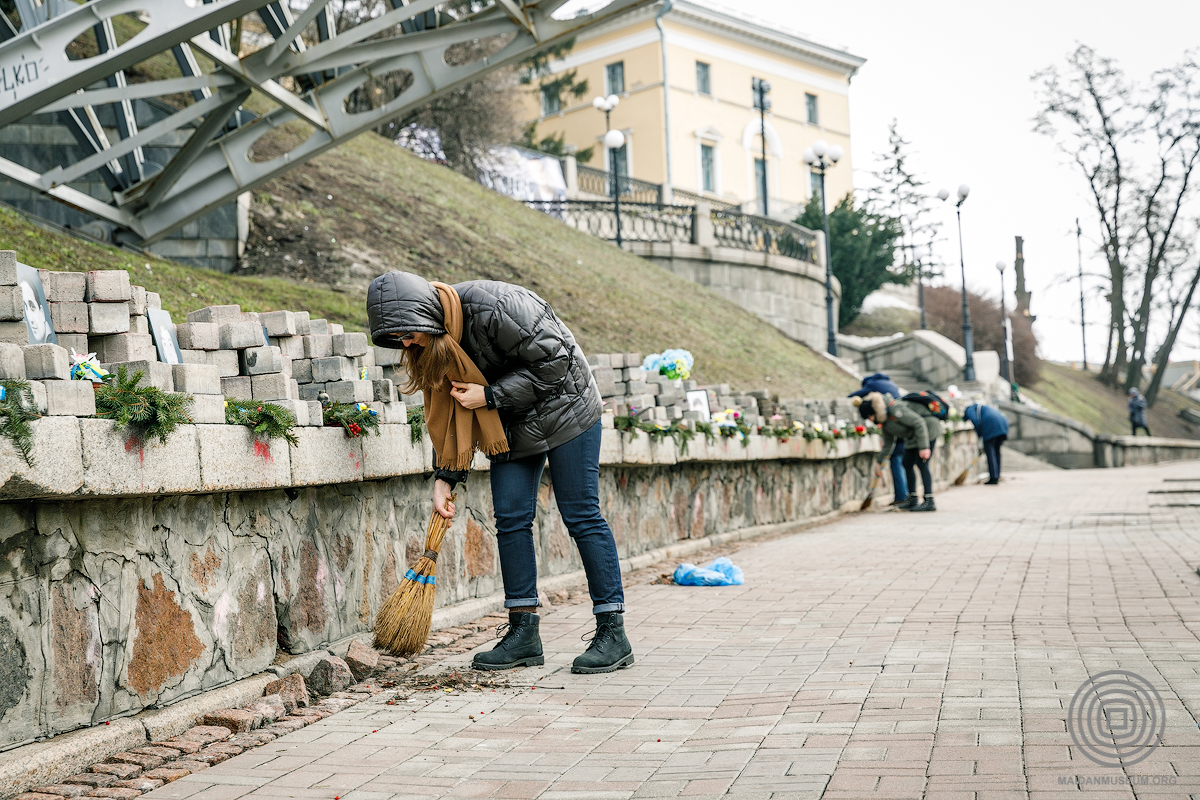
[670,188,741,212]
[528,200,693,245]
[711,209,817,261]
[576,165,664,204]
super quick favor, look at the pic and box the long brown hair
[398,334,455,394]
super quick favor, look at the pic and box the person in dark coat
[964,403,1009,484]
[368,271,632,675]
[1128,388,1151,436]
[849,373,907,506]
[856,392,942,512]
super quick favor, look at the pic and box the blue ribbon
[403,569,436,586]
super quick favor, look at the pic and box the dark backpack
[900,391,950,421]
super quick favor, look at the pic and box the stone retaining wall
[0,419,978,750]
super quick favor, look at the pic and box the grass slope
[1026,362,1200,440]
[239,132,856,398]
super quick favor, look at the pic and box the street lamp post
[752,78,772,216]
[914,243,928,330]
[592,94,624,247]
[939,184,976,382]
[1076,217,1088,371]
[803,140,844,356]
[996,260,1011,384]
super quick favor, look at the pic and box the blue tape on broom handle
[403,569,436,586]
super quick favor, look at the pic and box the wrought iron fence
[710,209,817,262]
[576,165,664,204]
[670,188,741,212]
[527,200,693,245]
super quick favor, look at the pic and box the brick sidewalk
[146,462,1200,800]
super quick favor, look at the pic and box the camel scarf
[424,282,509,470]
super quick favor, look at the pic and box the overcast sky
[716,0,1200,363]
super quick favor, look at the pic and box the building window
[805,93,819,125]
[810,170,823,204]
[700,144,715,192]
[754,158,767,215]
[606,61,625,96]
[696,61,711,95]
[541,86,561,116]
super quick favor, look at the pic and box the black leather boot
[571,611,634,674]
[472,612,544,671]
[894,493,919,511]
[911,496,936,512]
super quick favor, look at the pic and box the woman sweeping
[855,392,942,512]
[368,272,633,674]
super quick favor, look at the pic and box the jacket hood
[367,271,445,347]
[964,403,980,424]
[855,391,890,422]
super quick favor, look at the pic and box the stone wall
[0,418,979,750]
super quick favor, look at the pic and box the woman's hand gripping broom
[374,495,455,657]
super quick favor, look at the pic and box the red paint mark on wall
[125,435,145,465]
[254,440,273,462]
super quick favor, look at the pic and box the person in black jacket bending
[368,272,632,674]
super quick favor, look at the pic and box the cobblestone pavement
[147,462,1200,800]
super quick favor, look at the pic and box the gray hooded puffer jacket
[367,272,602,484]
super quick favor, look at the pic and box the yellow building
[525,0,865,218]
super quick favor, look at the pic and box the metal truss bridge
[0,0,648,245]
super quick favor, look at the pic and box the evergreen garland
[613,415,697,454]
[225,402,299,447]
[407,405,425,444]
[0,380,40,466]
[322,402,381,438]
[94,367,193,446]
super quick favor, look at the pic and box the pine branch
[0,380,40,466]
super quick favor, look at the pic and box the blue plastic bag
[673,556,745,586]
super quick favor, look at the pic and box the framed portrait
[148,308,182,365]
[685,389,711,422]
[16,263,57,345]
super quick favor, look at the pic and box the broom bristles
[373,500,454,657]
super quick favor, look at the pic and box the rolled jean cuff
[504,597,540,609]
[593,602,624,614]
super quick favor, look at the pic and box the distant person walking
[856,392,943,512]
[1128,388,1151,436]
[849,373,907,507]
[964,402,1009,484]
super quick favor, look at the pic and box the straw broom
[374,495,455,657]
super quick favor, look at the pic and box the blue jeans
[490,420,624,614]
[890,442,908,502]
[983,435,1005,482]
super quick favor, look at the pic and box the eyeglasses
[394,333,415,342]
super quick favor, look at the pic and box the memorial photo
[16,262,56,345]
[148,307,182,364]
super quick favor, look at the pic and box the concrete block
[180,349,206,365]
[290,427,363,486]
[218,320,265,350]
[0,416,84,500]
[306,400,323,425]
[0,321,29,344]
[146,291,161,310]
[291,358,313,384]
[27,379,46,413]
[171,363,221,394]
[331,332,368,357]
[311,356,354,383]
[129,314,150,335]
[84,270,131,302]
[79,419,201,496]
[88,302,130,335]
[251,372,289,401]
[308,319,329,336]
[360,347,375,367]
[93,333,155,363]
[176,322,219,350]
[599,426,623,465]
[0,251,13,286]
[189,393,226,424]
[44,379,96,416]
[239,346,282,375]
[302,334,332,359]
[362,423,423,478]
[260,310,297,337]
[55,333,88,359]
[371,345,401,366]
[326,380,371,404]
[221,376,252,400]
[0,285,21,321]
[186,305,241,324]
[46,301,87,333]
[270,399,310,427]
[329,323,344,336]
[40,271,85,303]
[196,424,292,492]
[272,335,304,359]
[372,379,396,403]
[358,365,383,381]
[0,342,25,379]
[294,311,311,336]
[103,360,173,392]
[610,353,626,369]
[209,349,240,377]
[24,343,70,380]
[298,383,324,401]
[378,401,406,424]
[588,353,611,367]
[128,285,147,316]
